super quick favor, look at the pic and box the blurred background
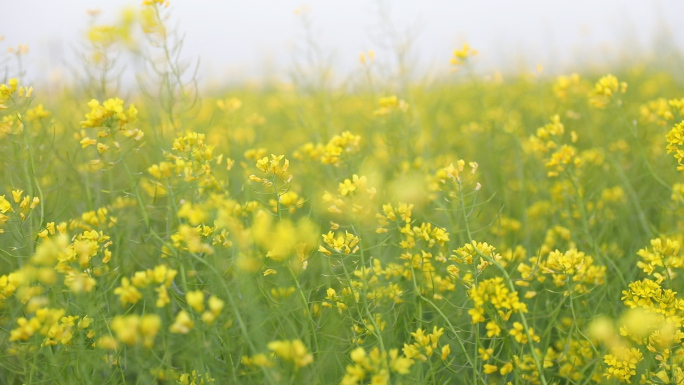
[3,0,683,87]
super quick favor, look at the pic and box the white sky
[2,0,683,86]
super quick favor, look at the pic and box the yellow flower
[96,143,110,154]
[666,121,684,170]
[80,137,97,148]
[155,285,170,308]
[113,277,142,306]
[468,277,527,324]
[208,295,224,315]
[169,310,194,334]
[450,43,478,66]
[87,25,118,47]
[603,347,643,383]
[65,271,97,293]
[186,290,205,313]
[142,0,169,6]
[478,348,493,361]
[11,190,23,203]
[178,370,214,385]
[95,336,119,350]
[241,353,274,368]
[111,315,141,345]
[0,195,12,215]
[509,322,540,344]
[588,74,627,108]
[80,98,139,131]
[440,344,451,360]
[140,314,161,347]
[216,97,242,112]
[500,362,514,375]
[486,321,501,337]
[267,339,313,369]
[389,348,414,374]
[9,317,41,341]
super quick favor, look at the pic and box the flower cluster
[341,346,413,385]
[373,96,409,117]
[4,12,684,384]
[666,121,684,170]
[450,43,478,67]
[267,339,314,369]
[468,277,528,324]
[588,74,628,108]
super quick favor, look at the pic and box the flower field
[2,1,684,384]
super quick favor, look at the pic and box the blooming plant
[1,2,684,385]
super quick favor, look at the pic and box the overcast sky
[2,0,683,86]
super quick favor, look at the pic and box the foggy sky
[2,0,683,86]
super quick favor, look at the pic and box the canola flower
[450,43,478,67]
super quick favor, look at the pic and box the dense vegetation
[2,1,684,384]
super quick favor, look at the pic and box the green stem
[458,184,548,385]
